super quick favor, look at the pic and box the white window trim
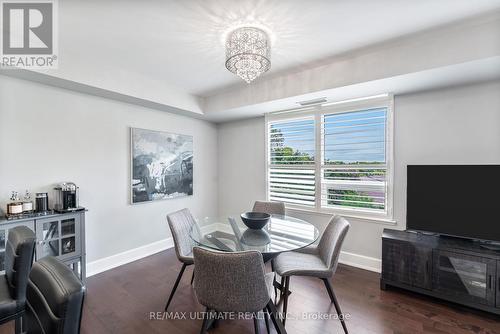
[265,95,395,223]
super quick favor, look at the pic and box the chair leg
[271,260,278,300]
[266,300,287,334]
[190,269,195,285]
[14,316,24,334]
[211,316,219,329]
[282,276,290,326]
[253,313,261,334]
[263,308,270,334]
[322,278,348,334]
[199,307,210,334]
[165,263,187,311]
[280,276,285,297]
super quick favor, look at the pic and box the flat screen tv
[406,165,500,243]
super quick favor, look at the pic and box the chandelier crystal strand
[225,27,271,83]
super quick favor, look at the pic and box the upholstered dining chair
[165,208,196,311]
[253,201,285,216]
[25,256,86,334]
[0,226,36,334]
[193,247,287,334]
[273,215,350,333]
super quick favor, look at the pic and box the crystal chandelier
[225,27,271,83]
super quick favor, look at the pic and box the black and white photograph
[131,128,193,203]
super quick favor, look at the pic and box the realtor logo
[1,0,58,68]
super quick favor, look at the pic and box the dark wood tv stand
[381,229,500,315]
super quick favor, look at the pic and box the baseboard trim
[339,251,381,273]
[86,239,380,277]
[86,237,173,277]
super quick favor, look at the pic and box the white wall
[217,80,500,272]
[0,75,219,266]
[393,81,500,231]
[217,117,266,215]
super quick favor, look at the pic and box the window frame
[265,95,394,223]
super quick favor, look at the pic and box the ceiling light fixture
[225,26,271,83]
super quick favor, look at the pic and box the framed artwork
[131,127,193,204]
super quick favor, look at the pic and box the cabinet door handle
[488,275,492,290]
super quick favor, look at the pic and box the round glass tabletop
[190,214,320,257]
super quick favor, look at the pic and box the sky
[270,107,387,164]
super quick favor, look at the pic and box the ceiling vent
[297,97,327,106]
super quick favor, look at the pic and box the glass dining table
[190,214,318,334]
[190,214,320,262]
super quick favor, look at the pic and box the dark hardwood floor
[2,249,499,334]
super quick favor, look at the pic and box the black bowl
[240,212,270,230]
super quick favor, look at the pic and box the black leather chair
[0,226,36,333]
[24,256,85,334]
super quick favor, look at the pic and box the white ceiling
[57,0,500,96]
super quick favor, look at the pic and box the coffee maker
[54,182,84,213]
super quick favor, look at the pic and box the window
[266,96,393,220]
[322,107,387,212]
[268,117,315,206]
